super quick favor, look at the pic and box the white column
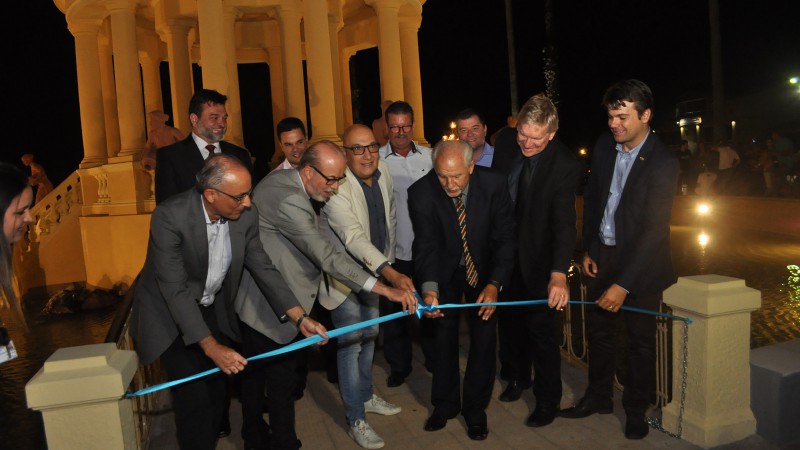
[340,48,355,127]
[399,14,428,145]
[365,0,405,102]
[68,20,107,168]
[302,0,340,143]
[107,0,146,157]
[276,3,306,121]
[663,275,759,447]
[98,19,121,158]
[162,19,195,135]
[222,6,244,146]
[328,7,345,136]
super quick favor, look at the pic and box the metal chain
[648,319,689,439]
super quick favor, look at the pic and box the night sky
[6,1,799,185]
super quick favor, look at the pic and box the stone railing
[27,171,82,247]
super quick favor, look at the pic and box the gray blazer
[235,169,372,344]
[130,188,300,365]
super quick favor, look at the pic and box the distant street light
[790,76,798,84]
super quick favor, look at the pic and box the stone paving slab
[149,339,779,450]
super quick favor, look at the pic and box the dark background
[6,1,799,185]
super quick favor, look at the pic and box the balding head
[298,140,347,202]
[343,125,381,184]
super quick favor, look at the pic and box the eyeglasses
[343,143,380,155]
[388,124,413,133]
[310,165,347,186]
[213,188,252,204]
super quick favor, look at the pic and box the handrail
[104,275,137,344]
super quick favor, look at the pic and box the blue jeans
[331,290,379,425]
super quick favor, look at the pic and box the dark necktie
[516,156,535,217]
[205,144,216,158]
[455,196,478,288]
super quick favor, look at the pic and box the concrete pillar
[98,19,121,159]
[365,0,405,103]
[399,14,428,145]
[328,6,345,136]
[340,48,355,127]
[107,0,146,157]
[68,20,108,169]
[663,275,760,448]
[196,0,228,90]
[302,0,341,143]
[222,6,244,147]
[276,3,306,121]
[141,52,164,133]
[161,19,195,135]
[26,343,138,450]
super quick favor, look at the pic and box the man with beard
[155,89,253,204]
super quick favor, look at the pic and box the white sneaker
[348,419,385,449]
[364,394,401,416]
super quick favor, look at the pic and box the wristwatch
[488,280,503,292]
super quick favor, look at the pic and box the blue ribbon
[126,297,691,398]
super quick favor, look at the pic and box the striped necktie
[455,196,478,288]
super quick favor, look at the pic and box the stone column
[26,343,138,450]
[662,275,760,447]
[141,52,164,133]
[328,8,345,136]
[98,19,121,159]
[399,14,428,145]
[196,0,228,90]
[365,0,405,102]
[276,3,306,121]
[161,19,195,135]
[68,20,107,169]
[340,48,355,127]
[107,0,146,157]
[302,0,340,143]
[221,6,244,147]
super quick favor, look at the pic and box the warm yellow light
[579,148,587,156]
[697,203,711,215]
[698,232,710,247]
[450,121,456,129]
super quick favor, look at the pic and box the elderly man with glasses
[235,140,417,450]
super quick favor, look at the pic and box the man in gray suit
[130,155,327,450]
[236,140,417,450]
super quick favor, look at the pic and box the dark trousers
[585,244,661,416]
[240,322,300,450]
[499,300,562,404]
[161,304,226,450]
[381,259,435,376]
[431,267,497,426]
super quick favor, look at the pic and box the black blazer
[582,131,680,296]
[490,127,519,176]
[155,135,254,204]
[130,189,300,365]
[408,168,516,295]
[508,138,581,294]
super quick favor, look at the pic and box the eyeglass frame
[342,143,381,155]
[212,188,252,204]
[310,165,347,186]
[388,124,413,133]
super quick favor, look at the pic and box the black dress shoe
[526,402,560,427]
[218,412,231,437]
[498,381,526,402]
[424,414,448,431]
[559,396,613,419]
[387,373,406,388]
[467,424,489,440]
[625,415,649,439]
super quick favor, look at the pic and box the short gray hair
[432,139,472,168]
[195,154,245,191]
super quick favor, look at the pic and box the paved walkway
[149,339,777,450]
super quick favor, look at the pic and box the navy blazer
[155,135,254,204]
[408,167,516,298]
[508,138,581,294]
[582,131,680,296]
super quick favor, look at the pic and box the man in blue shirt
[561,80,679,440]
[455,109,494,168]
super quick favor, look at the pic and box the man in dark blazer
[409,139,515,441]
[498,94,581,429]
[130,155,327,450]
[155,89,254,204]
[561,80,679,440]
